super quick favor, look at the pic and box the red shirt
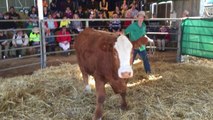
[56,31,72,43]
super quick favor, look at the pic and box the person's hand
[148,38,154,43]
[1,42,7,46]
[64,41,68,45]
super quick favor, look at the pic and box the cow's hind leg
[94,80,106,120]
[80,68,91,93]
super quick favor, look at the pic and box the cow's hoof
[120,103,128,110]
[84,85,92,93]
[93,117,102,120]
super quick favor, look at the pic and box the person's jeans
[133,49,151,73]
[0,44,9,58]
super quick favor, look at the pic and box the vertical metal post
[39,20,47,68]
[165,3,167,18]
[37,0,46,68]
[86,20,89,28]
[176,19,182,62]
[6,0,9,11]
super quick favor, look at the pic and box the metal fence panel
[181,18,213,59]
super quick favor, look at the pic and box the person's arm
[99,2,102,10]
[105,2,108,10]
[23,34,29,46]
[124,24,132,35]
[12,34,16,46]
[54,21,58,28]
[56,32,61,43]
[67,32,72,42]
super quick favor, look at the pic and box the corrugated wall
[173,0,201,17]
[0,0,34,13]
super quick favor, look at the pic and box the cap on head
[137,11,145,18]
[32,27,39,33]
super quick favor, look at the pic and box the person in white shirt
[12,29,29,58]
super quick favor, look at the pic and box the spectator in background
[50,0,58,12]
[99,0,109,18]
[43,7,50,19]
[73,0,79,11]
[0,31,9,59]
[29,27,40,54]
[71,14,83,33]
[0,12,3,19]
[79,0,87,11]
[89,10,97,29]
[45,14,58,51]
[76,6,86,18]
[0,13,16,29]
[52,11,62,29]
[45,14,58,32]
[43,6,50,19]
[64,7,73,19]
[45,28,55,53]
[128,3,138,18]
[7,6,20,20]
[56,26,72,54]
[59,15,70,28]
[96,11,107,30]
[12,30,29,58]
[59,0,67,12]
[115,6,122,18]
[157,26,170,51]
[65,0,74,11]
[26,21,34,35]
[108,0,116,11]
[109,12,121,32]
[121,0,128,18]
[28,6,38,27]
[182,10,189,17]
[123,10,132,29]
[88,0,99,11]
[43,0,49,8]
[121,0,128,11]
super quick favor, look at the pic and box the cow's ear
[101,43,114,52]
[131,37,148,49]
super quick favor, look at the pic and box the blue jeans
[133,49,151,73]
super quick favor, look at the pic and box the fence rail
[0,18,182,73]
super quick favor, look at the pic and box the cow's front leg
[94,80,106,120]
[120,92,128,110]
[110,80,128,110]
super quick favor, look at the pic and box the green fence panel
[181,19,213,59]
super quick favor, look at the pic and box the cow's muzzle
[121,72,132,78]
[118,66,133,78]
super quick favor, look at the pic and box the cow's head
[114,34,148,79]
[114,35,133,78]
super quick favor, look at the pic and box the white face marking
[114,35,133,78]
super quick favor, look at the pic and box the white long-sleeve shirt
[12,33,29,46]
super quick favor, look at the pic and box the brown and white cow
[74,28,147,120]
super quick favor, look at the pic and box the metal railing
[0,18,183,73]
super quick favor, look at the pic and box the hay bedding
[0,61,213,120]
